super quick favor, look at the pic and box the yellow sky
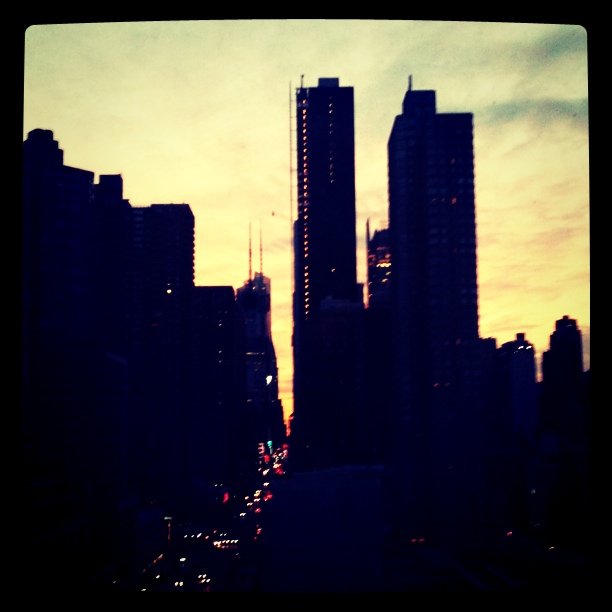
[23,20,589,421]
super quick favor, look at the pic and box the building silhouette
[129,203,195,512]
[486,333,538,533]
[498,333,538,446]
[537,315,590,549]
[22,129,136,587]
[188,285,249,501]
[236,237,285,452]
[291,77,364,468]
[387,79,489,543]
[22,130,257,585]
[364,223,392,463]
[541,315,585,437]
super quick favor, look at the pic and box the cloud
[528,25,587,63]
[480,97,588,131]
[24,20,589,416]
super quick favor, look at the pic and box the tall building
[93,174,132,358]
[541,315,585,436]
[292,77,364,468]
[22,130,134,587]
[236,260,285,452]
[293,77,360,322]
[487,333,538,532]
[188,286,248,499]
[387,79,487,542]
[364,222,392,463]
[497,333,538,444]
[129,203,195,510]
[537,315,589,548]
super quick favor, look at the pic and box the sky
[23,20,590,423]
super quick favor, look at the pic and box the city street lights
[164,516,173,545]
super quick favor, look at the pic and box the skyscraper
[488,333,538,532]
[537,315,589,547]
[387,79,486,542]
[129,203,195,509]
[292,77,364,468]
[364,222,392,463]
[22,130,134,586]
[497,333,538,445]
[189,285,248,495]
[236,238,286,453]
[541,315,585,436]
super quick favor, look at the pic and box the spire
[408,74,413,91]
[259,221,263,275]
[248,221,252,281]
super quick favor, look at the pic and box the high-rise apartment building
[292,78,364,468]
[387,80,486,541]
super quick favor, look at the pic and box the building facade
[387,80,488,543]
[236,271,285,453]
[364,223,392,463]
[292,77,364,468]
[537,315,589,549]
[22,129,134,586]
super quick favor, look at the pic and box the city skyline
[23,20,590,422]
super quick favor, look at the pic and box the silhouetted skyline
[22,116,591,594]
[22,20,590,592]
[23,21,590,421]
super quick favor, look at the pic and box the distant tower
[364,221,393,463]
[539,316,589,547]
[541,315,585,437]
[488,332,538,534]
[497,333,538,444]
[129,203,195,506]
[236,229,285,450]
